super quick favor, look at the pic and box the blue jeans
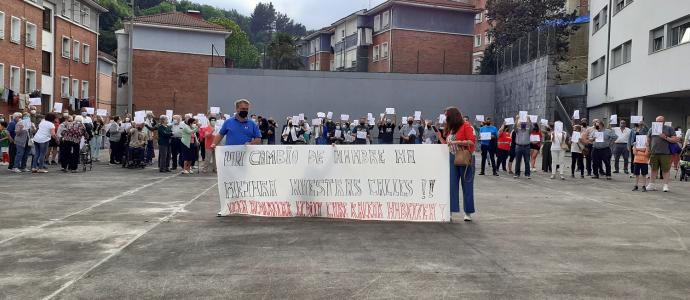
[449,154,475,214]
[514,145,531,177]
[14,145,29,169]
[32,142,49,170]
[145,140,155,163]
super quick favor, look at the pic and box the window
[73,1,81,24]
[374,15,381,32]
[671,21,690,46]
[0,64,4,88]
[62,36,71,58]
[11,16,21,44]
[474,35,482,47]
[593,6,608,34]
[81,81,89,99]
[73,40,80,61]
[42,51,51,76]
[25,22,37,48]
[614,0,633,14]
[43,7,52,32]
[381,11,390,29]
[0,11,5,40]
[62,0,71,18]
[72,79,79,98]
[485,33,492,45]
[83,44,90,64]
[25,69,36,93]
[381,42,389,58]
[10,66,21,92]
[81,6,90,27]
[373,45,380,61]
[475,12,483,24]
[591,56,606,79]
[622,40,632,64]
[309,62,314,70]
[315,61,320,70]
[61,77,70,98]
[651,27,665,52]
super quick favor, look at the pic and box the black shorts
[509,148,516,161]
[49,137,58,147]
[633,164,648,176]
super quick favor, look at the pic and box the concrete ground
[1,156,690,299]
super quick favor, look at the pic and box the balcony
[345,33,358,49]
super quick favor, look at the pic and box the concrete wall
[495,56,557,122]
[132,25,227,56]
[393,5,475,35]
[208,68,495,122]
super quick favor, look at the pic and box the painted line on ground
[41,182,218,300]
[0,173,179,245]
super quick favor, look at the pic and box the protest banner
[571,131,581,143]
[573,110,580,120]
[29,98,42,106]
[630,116,643,124]
[610,115,618,125]
[386,108,395,114]
[210,107,221,114]
[635,135,647,149]
[54,103,63,113]
[85,107,95,114]
[97,109,108,116]
[651,122,663,136]
[438,114,447,124]
[476,115,485,122]
[215,145,451,222]
[504,117,515,125]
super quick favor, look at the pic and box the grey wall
[494,56,557,122]
[132,26,227,56]
[392,5,474,35]
[208,69,495,122]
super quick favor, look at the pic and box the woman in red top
[496,124,512,172]
[438,107,476,222]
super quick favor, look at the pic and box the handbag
[454,146,472,166]
[560,133,570,151]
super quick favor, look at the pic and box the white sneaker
[463,214,472,222]
[646,183,656,191]
[550,175,555,179]
[663,184,669,192]
[11,168,21,173]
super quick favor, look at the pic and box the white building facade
[587,0,690,129]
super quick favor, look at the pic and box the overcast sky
[196,0,387,30]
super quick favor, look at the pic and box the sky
[196,0,388,30]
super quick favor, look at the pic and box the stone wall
[494,56,557,122]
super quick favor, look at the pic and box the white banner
[215,145,451,222]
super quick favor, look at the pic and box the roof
[81,0,109,13]
[98,51,117,65]
[131,12,229,33]
[367,0,478,15]
[302,26,334,41]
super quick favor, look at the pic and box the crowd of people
[3,100,690,222]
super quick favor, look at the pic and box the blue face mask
[23,117,30,120]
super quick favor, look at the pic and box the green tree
[480,0,577,74]
[209,17,260,69]
[97,0,132,55]
[140,1,175,16]
[250,2,277,43]
[267,33,302,70]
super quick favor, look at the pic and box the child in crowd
[0,121,10,165]
[632,145,650,192]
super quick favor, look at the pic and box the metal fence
[496,27,557,73]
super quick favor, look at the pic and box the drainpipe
[604,0,612,97]
[388,8,393,73]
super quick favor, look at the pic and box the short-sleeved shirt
[33,120,55,144]
[219,117,261,146]
[648,125,676,155]
[445,122,476,153]
[479,125,498,146]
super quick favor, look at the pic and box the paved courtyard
[1,158,690,299]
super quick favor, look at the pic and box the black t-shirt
[378,123,395,142]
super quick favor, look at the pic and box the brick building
[0,0,106,116]
[115,11,230,116]
[299,0,478,75]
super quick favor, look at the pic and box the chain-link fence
[496,27,557,73]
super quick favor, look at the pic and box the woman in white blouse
[31,113,58,173]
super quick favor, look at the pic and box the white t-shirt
[34,120,55,143]
[551,132,567,151]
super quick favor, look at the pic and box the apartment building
[0,0,106,116]
[302,27,334,71]
[115,11,230,116]
[587,0,690,129]
[300,0,478,75]
[97,51,116,113]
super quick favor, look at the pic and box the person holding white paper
[513,113,533,179]
[550,126,569,180]
[628,121,648,175]
[529,123,542,172]
[478,119,498,176]
[353,117,371,144]
[570,125,585,178]
[646,116,678,192]
[631,139,650,192]
[281,119,305,145]
[377,112,397,144]
[90,115,105,161]
[590,120,617,179]
[437,107,475,222]
[399,117,417,144]
[612,120,632,174]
